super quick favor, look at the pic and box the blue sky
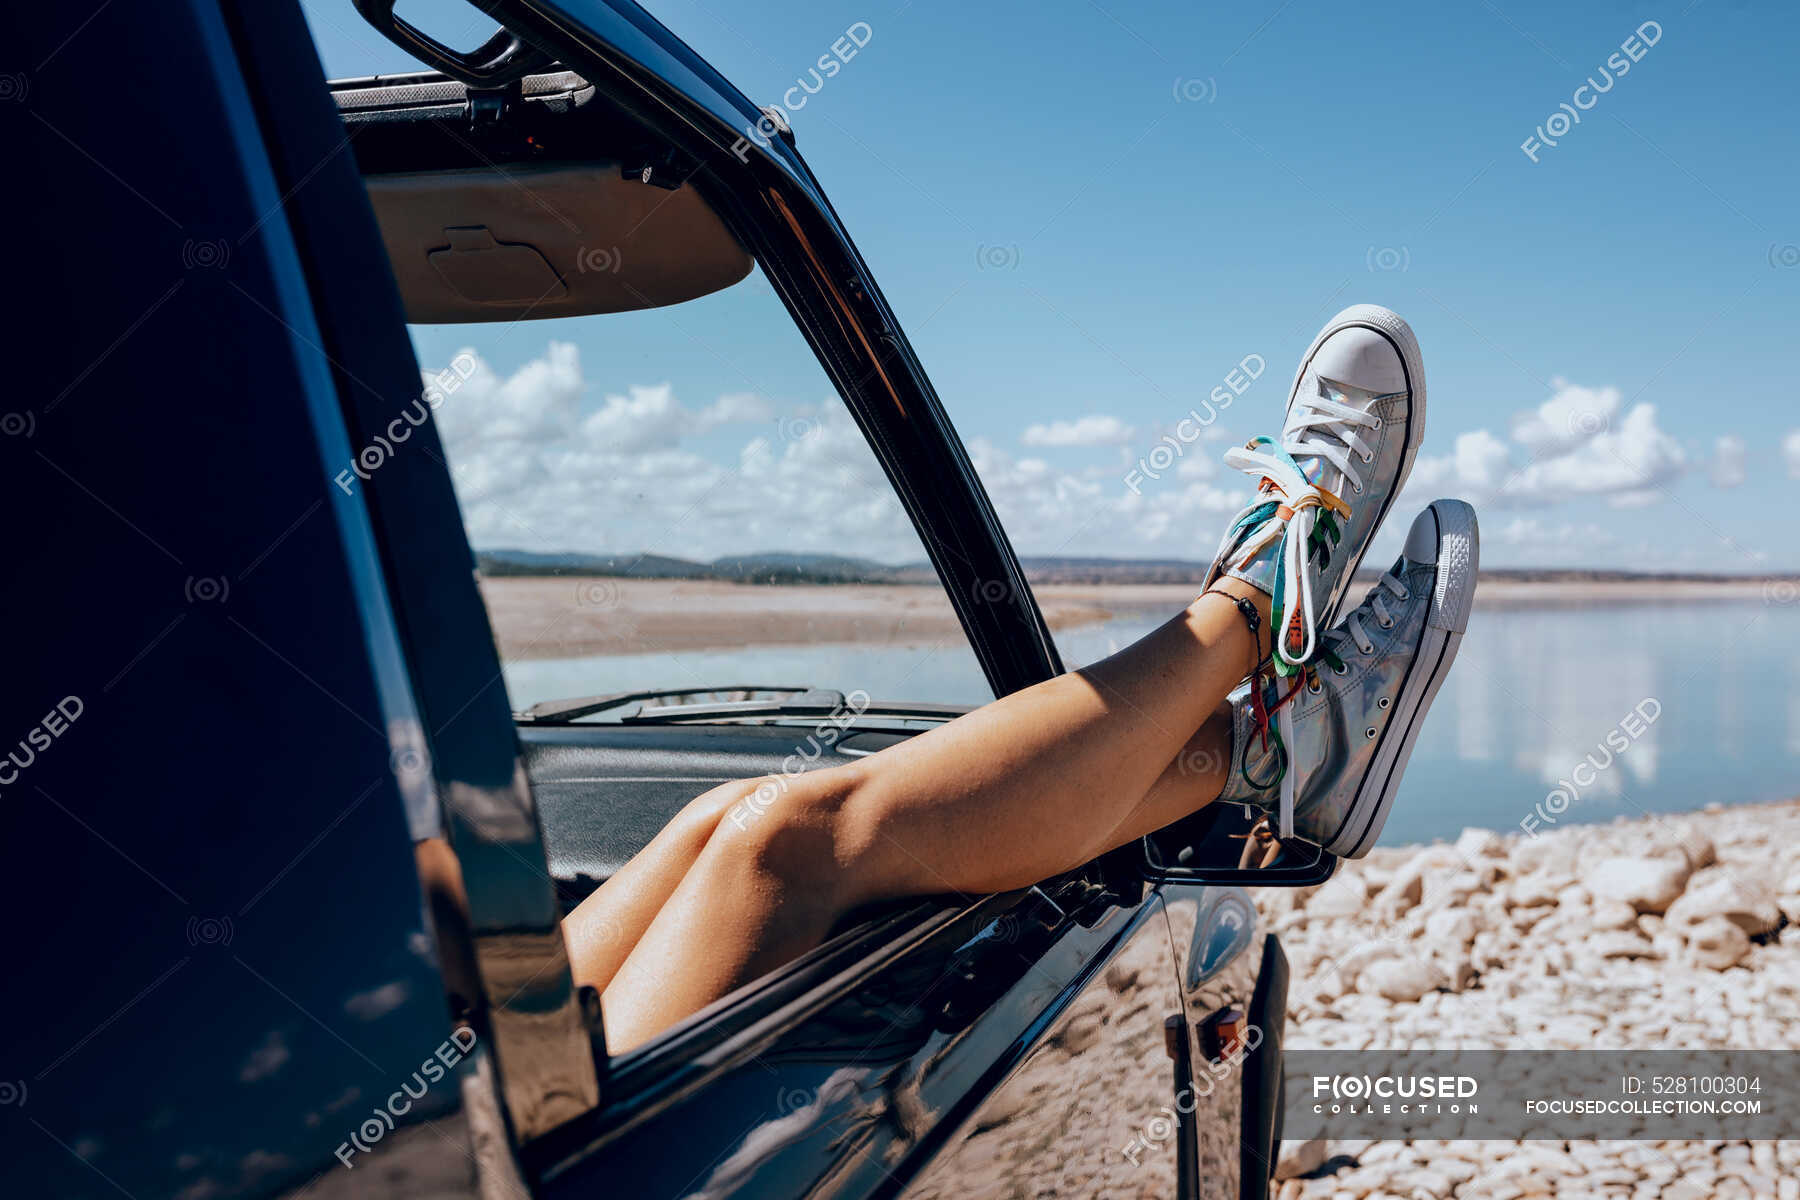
[301,0,1799,570]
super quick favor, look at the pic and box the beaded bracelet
[1202,587,1269,677]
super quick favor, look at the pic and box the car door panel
[1161,885,1284,1200]
[533,887,1169,1198]
[899,895,1187,1199]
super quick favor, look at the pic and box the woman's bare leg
[567,701,1234,1000]
[559,782,748,999]
[574,579,1268,1050]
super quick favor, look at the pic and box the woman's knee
[656,780,754,857]
[700,766,870,902]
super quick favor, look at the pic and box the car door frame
[248,0,1177,1188]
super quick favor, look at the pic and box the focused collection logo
[1312,1073,1480,1115]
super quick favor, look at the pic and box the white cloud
[1411,429,1512,494]
[239,1032,289,1083]
[422,351,1734,567]
[579,382,688,454]
[970,438,1244,555]
[1503,402,1685,507]
[1406,392,1685,511]
[344,981,409,1021]
[1710,435,1747,489]
[429,346,1249,561]
[429,346,919,562]
[1784,429,1800,479]
[701,392,774,426]
[1510,377,1622,456]
[1495,516,1615,548]
[1021,414,1135,447]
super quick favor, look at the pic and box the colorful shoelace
[1219,436,1352,677]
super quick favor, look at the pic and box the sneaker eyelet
[1377,696,1391,710]
[1360,451,1374,464]
[1378,617,1394,630]
[1308,681,1322,695]
[1364,726,1378,739]
[1352,482,1364,495]
[1331,662,1349,676]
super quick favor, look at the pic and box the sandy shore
[479,577,1105,660]
[1263,798,1800,1198]
[477,576,1778,660]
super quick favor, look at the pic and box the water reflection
[504,599,1800,848]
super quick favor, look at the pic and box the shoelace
[1220,437,1352,672]
[1221,393,1381,671]
[1261,571,1410,839]
[1324,571,1409,659]
[1285,392,1383,491]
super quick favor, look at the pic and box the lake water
[504,599,1800,848]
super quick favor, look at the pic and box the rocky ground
[1262,798,1800,1199]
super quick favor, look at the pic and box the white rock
[1651,929,1688,963]
[1359,956,1445,1002]
[1392,1165,1455,1197]
[1306,873,1368,918]
[1509,871,1562,909]
[1664,868,1781,936]
[1435,947,1480,992]
[1660,823,1717,870]
[1454,826,1507,862]
[1424,908,1479,944]
[1421,871,1489,913]
[1586,930,1660,960]
[1687,916,1753,970]
[1510,833,1576,876]
[1512,904,1556,932]
[1330,940,1403,991]
[1556,882,1593,909]
[1590,898,1639,930]
[1371,861,1427,917]
[1273,1137,1327,1181]
[1586,855,1691,914]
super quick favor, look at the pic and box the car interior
[335,69,986,912]
[332,62,1325,922]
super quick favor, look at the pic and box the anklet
[1202,588,1269,676]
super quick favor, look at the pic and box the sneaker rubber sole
[1320,497,1477,858]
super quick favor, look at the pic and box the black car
[6,2,1336,1196]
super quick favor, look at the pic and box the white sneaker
[1207,304,1427,670]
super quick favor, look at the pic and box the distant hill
[1017,556,1213,584]
[474,548,1796,588]
[475,548,911,585]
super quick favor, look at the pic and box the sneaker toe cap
[1309,326,1409,396]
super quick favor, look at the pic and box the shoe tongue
[1290,379,1352,492]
